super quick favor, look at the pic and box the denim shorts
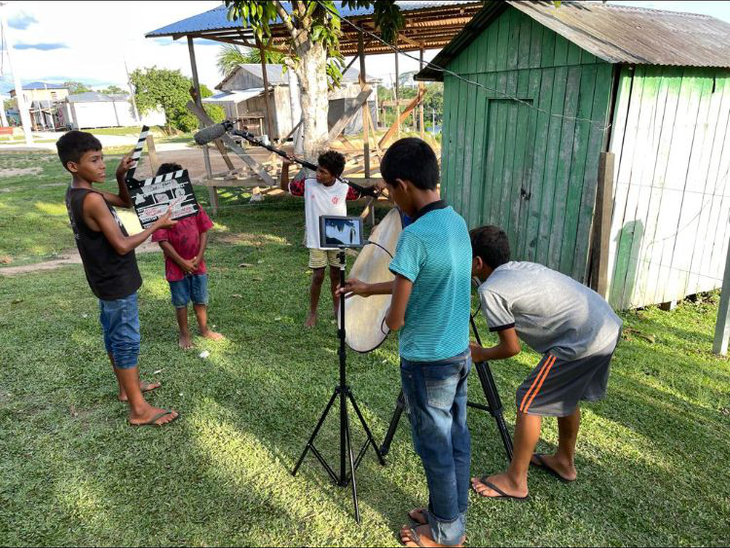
[169,274,208,308]
[99,292,141,370]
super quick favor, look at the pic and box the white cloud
[3,1,223,89]
[3,0,728,97]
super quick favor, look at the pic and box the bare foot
[179,332,194,349]
[128,405,179,426]
[531,453,577,482]
[400,524,462,547]
[304,313,317,328]
[202,329,225,341]
[408,508,428,526]
[471,472,528,499]
[118,380,161,402]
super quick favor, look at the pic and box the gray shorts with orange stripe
[516,336,620,417]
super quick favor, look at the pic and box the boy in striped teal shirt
[338,138,472,547]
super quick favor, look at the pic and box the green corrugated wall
[440,6,613,282]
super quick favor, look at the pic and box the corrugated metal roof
[203,89,264,103]
[145,1,476,38]
[67,92,129,103]
[512,1,730,67]
[11,81,66,93]
[23,82,66,90]
[217,64,378,89]
[418,1,730,80]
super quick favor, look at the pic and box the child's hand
[336,278,369,298]
[116,150,136,177]
[179,258,196,274]
[154,209,177,230]
[469,343,484,363]
[191,255,201,269]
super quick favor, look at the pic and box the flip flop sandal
[399,525,425,547]
[473,477,529,502]
[408,508,428,526]
[130,410,178,427]
[531,453,574,483]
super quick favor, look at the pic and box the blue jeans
[99,292,141,369]
[400,350,471,546]
[169,274,208,308]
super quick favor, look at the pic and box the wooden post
[395,44,400,139]
[145,134,159,175]
[359,32,371,179]
[589,152,615,299]
[187,36,218,214]
[713,238,730,355]
[257,38,275,141]
[419,45,425,140]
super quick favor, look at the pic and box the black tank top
[65,187,142,300]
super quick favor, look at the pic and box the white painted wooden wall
[606,66,730,310]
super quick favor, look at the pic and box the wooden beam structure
[589,152,615,299]
[187,36,216,211]
[187,100,276,185]
[379,87,426,149]
[419,45,425,139]
[359,32,371,179]
[161,3,482,55]
[257,37,275,140]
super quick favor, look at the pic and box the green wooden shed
[417,1,730,310]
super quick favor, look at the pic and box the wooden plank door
[480,98,535,255]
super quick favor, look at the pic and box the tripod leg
[475,361,514,461]
[379,390,405,458]
[344,400,361,523]
[292,389,339,476]
[347,391,386,465]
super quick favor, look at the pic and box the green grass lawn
[1,153,729,546]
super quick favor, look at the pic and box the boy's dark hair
[56,131,102,172]
[156,163,184,176]
[380,137,439,190]
[470,225,511,270]
[317,150,346,178]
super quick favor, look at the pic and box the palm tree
[216,44,286,77]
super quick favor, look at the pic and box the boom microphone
[193,120,234,145]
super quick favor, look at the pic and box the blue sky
[1,1,729,96]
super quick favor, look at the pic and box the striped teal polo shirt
[389,201,472,361]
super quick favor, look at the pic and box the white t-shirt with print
[299,178,349,249]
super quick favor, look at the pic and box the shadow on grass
[1,197,729,546]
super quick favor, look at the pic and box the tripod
[379,304,514,462]
[292,249,385,523]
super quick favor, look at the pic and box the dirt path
[0,241,159,277]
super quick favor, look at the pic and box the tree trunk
[294,39,329,161]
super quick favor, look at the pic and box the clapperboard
[125,126,199,228]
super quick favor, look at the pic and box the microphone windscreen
[193,124,227,146]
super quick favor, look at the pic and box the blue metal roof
[19,81,66,90]
[146,1,476,38]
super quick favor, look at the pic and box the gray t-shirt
[478,261,622,361]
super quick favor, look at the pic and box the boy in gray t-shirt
[469,226,622,501]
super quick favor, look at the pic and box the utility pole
[124,56,140,123]
[0,2,33,145]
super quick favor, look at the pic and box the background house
[60,92,165,130]
[9,82,69,105]
[9,82,69,130]
[204,63,380,140]
[417,0,730,310]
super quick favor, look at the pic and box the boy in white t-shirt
[280,150,361,327]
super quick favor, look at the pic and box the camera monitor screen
[319,215,365,249]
